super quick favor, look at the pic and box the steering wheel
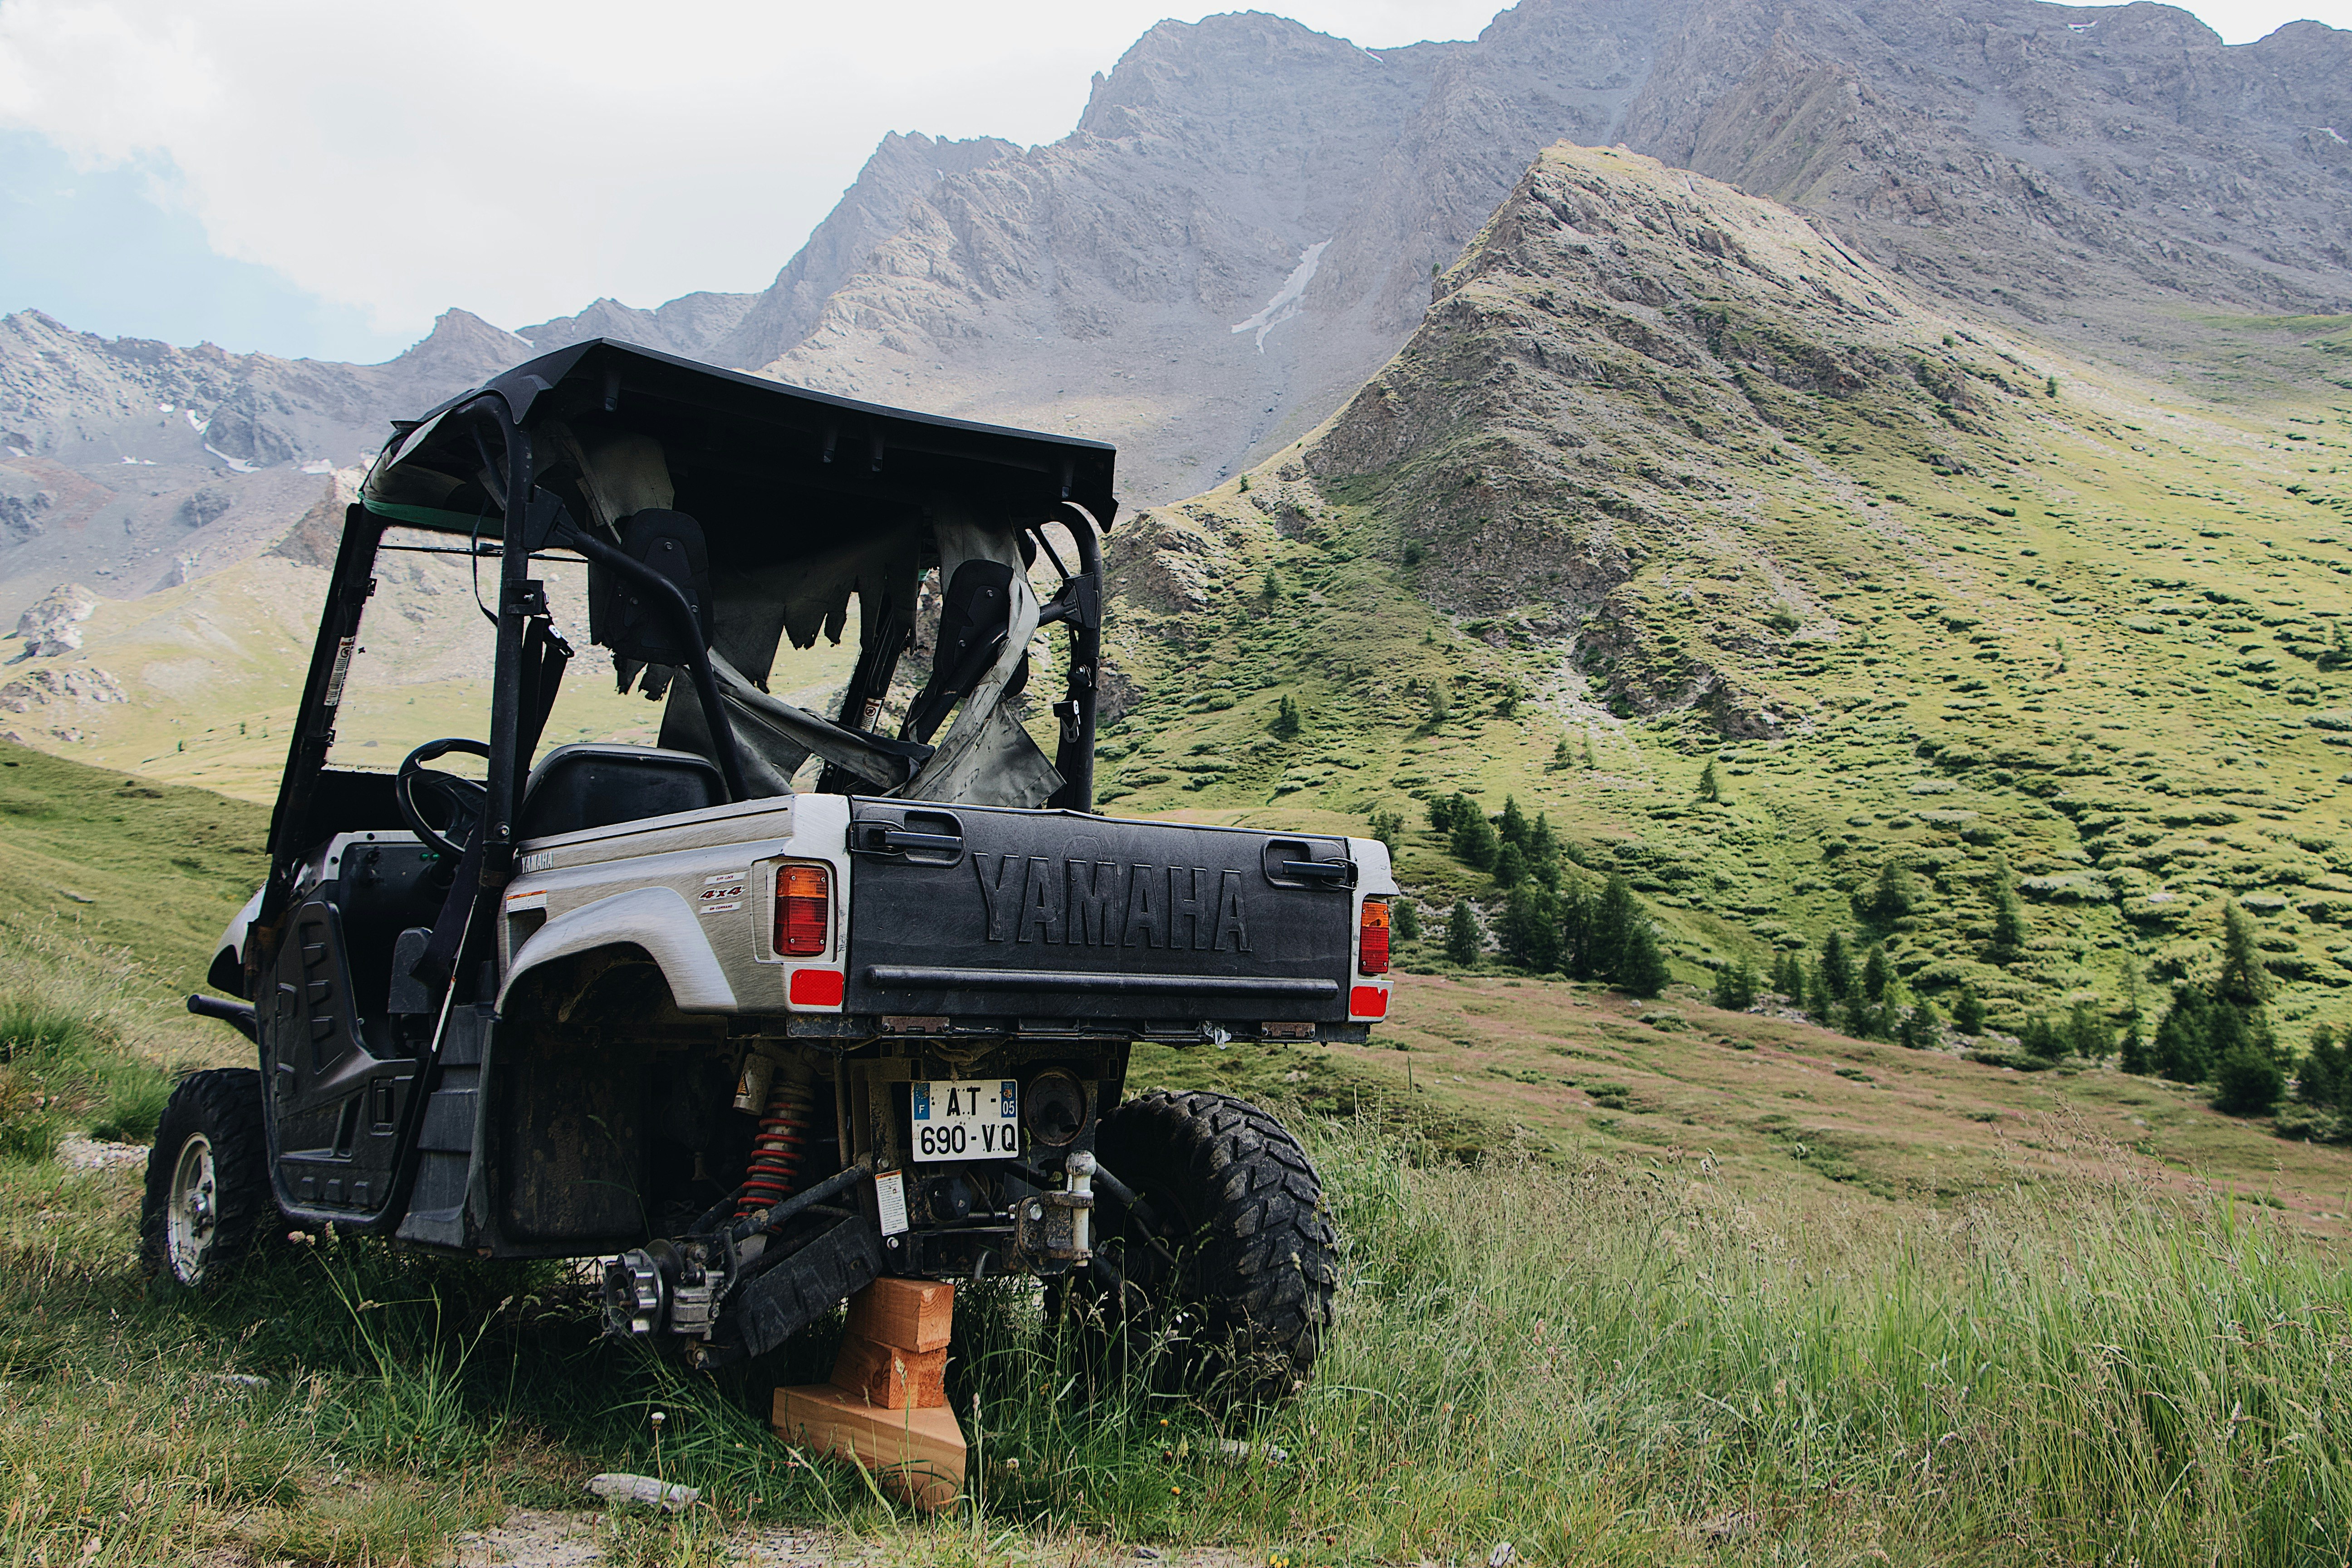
[397,738,492,861]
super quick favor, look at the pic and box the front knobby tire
[140,1068,274,1290]
[1086,1089,1337,1408]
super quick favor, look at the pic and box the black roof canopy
[361,338,1119,545]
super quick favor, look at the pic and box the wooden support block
[831,1331,949,1410]
[845,1277,954,1353]
[773,1383,965,1510]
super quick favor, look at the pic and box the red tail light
[775,863,831,956]
[1358,899,1391,976]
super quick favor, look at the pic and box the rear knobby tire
[140,1068,274,1289]
[1087,1089,1337,1408]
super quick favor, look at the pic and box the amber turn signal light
[775,863,831,956]
[1357,899,1391,976]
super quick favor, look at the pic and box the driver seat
[515,743,726,842]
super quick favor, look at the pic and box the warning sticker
[322,636,357,707]
[873,1169,910,1237]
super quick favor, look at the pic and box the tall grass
[959,1116,2352,1564]
[5,1100,2350,1564]
[0,914,193,1160]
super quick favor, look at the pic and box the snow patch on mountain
[1232,240,1333,352]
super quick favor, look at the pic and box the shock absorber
[735,1059,813,1220]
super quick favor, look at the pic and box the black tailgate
[843,799,1358,1023]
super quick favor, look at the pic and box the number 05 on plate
[911,1079,1019,1161]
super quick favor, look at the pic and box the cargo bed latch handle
[1280,858,1355,887]
[851,823,965,857]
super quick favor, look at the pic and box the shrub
[1272,694,1303,738]
[1953,986,1987,1035]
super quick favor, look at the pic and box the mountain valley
[0,0,2349,1066]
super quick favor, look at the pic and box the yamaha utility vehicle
[150,342,1393,1402]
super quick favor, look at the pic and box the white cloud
[0,0,2341,349]
[0,0,1496,342]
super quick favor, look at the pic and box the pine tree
[2214,1035,2285,1116]
[2152,984,2218,1083]
[1272,694,1302,738]
[1260,568,1284,602]
[1616,917,1671,998]
[1986,858,2029,964]
[1862,945,1893,1003]
[2296,1024,2346,1109]
[1900,999,1941,1050]
[1427,795,1458,833]
[2064,1000,2112,1059]
[1445,900,1481,966]
[1451,804,1501,870]
[1550,736,1574,772]
[1582,730,1598,769]
[1392,899,1422,944]
[1696,759,1723,803]
[1772,951,1804,999]
[1821,931,1857,1003]
[1953,986,1986,1035]
[2118,1019,2151,1076]
[1871,860,1919,921]
[2022,1014,2065,1061]
[2216,905,2274,1007]
[1526,814,1561,889]
[1593,875,1642,982]
[1501,885,1563,973]
[1497,795,1529,850]
[1711,956,1758,1012]
[1560,882,1596,980]
[1368,808,1404,858]
[1494,843,1528,889]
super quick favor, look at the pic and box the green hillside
[1096,145,2352,1063]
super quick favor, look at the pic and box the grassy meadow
[4,743,2352,1564]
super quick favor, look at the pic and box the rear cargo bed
[843,799,1361,1026]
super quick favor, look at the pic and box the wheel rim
[166,1133,219,1285]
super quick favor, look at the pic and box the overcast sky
[0,0,2342,364]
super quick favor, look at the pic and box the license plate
[910,1079,1019,1161]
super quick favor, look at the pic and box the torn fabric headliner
[355,339,1113,812]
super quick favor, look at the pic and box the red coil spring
[735,1077,810,1219]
